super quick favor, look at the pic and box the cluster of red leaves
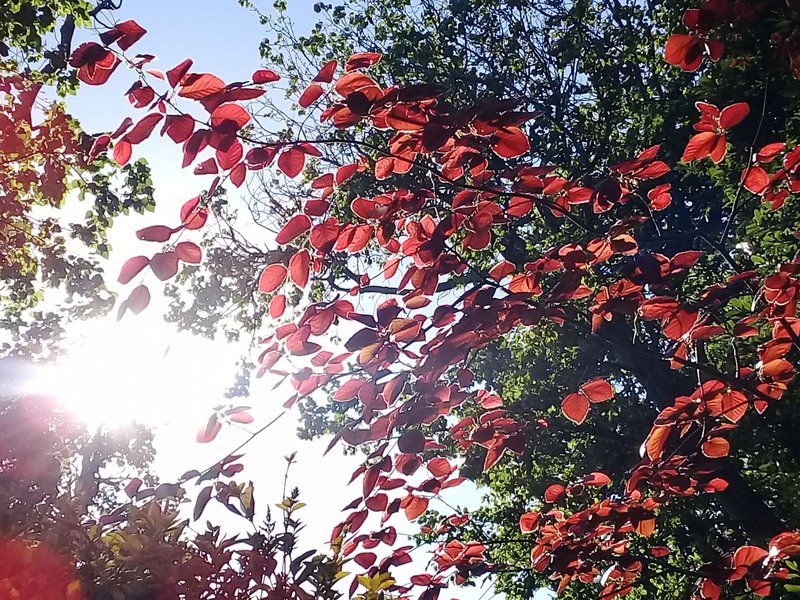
[697,531,800,598]
[73,7,800,598]
[0,75,85,262]
[519,493,659,597]
[664,0,728,71]
[743,142,800,210]
[682,101,749,164]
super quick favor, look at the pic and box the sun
[23,311,252,432]
[34,318,172,428]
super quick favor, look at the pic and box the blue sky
[53,2,556,598]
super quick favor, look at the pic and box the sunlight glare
[33,317,239,430]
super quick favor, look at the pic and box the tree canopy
[4,1,800,599]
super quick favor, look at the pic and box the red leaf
[150,251,179,281]
[743,166,769,194]
[252,69,280,83]
[298,83,325,108]
[664,34,703,71]
[127,285,150,314]
[126,113,163,144]
[100,20,147,51]
[113,139,132,165]
[181,197,209,230]
[278,147,305,178]
[427,458,452,478]
[403,495,428,520]
[313,60,338,83]
[162,114,194,143]
[211,103,251,132]
[276,214,312,245]
[365,494,388,512]
[647,183,672,210]
[179,73,226,99]
[89,134,111,161]
[334,378,366,402]
[682,131,719,163]
[733,545,769,568]
[258,264,287,293]
[519,512,539,532]
[544,484,565,503]
[193,486,212,520]
[194,158,218,175]
[345,52,382,71]
[580,378,614,403]
[70,42,120,85]
[230,162,246,187]
[492,126,529,158]
[561,392,590,424]
[196,415,221,443]
[118,284,150,320]
[489,260,515,281]
[582,471,611,486]
[118,256,149,284]
[166,58,193,88]
[354,552,377,568]
[229,410,254,424]
[701,437,730,458]
[175,241,202,264]
[123,477,142,498]
[136,225,173,242]
[398,429,425,454]
[719,102,749,129]
[289,250,311,288]
[269,294,286,318]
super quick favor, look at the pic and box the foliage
[0,1,156,360]
[0,388,342,599]
[7,1,800,600]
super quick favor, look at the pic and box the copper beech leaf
[179,73,225,99]
[289,250,311,288]
[269,294,286,318]
[252,69,280,83]
[118,256,149,284]
[258,264,287,293]
[150,251,179,280]
[278,147,305,178]
[561,392,589,425]
[175,241,202,264]
[298,83,324,108]
[276,214,312,245]
[196,415,221,443]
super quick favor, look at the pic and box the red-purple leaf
[252,69,280,84]
[113,139,132,165]
[136,225,174,242]
[278,147,305,178]
[258,264,287,293]
[398,429,425,454]
[289,249,311,288]
[150,251,179,281]
[175,241,202,264]
[276,214,312,245]
[118,256,149,284]
[196,415,221,443]
[561,392,590,425]
[269,294,286,318]
[298,83,325,108]
[179,73,226,99]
